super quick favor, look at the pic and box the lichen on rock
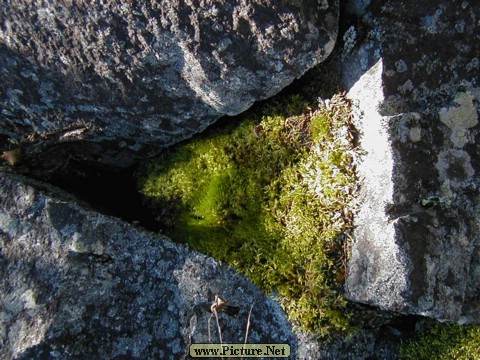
[438,91,478,148]
[343,0,480,325]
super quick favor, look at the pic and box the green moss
[140,93,359,336]
[399,319,480,359]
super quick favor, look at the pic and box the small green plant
[399,319,480,359]
[140,93,359,336]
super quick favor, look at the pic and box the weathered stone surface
[0,170,404,359]
[0,0,338,167]
[343,0,480,323]
[0,170,297,359]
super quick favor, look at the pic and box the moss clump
[140,93,359,336]
[399,319,480,359]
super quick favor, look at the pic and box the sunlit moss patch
[399,319,480,360]
[140,93,360,335]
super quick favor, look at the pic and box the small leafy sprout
[420,196,452,208]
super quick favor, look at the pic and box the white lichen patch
[92,241,105,255]
[409,127,422,142]
[69,233,86,253]
[439,91,478,148]
[390,112,422,143]
[20,289,37,309]
[342,26,357,59]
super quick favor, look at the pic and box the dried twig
[243,300,256,352]
[207,295,257,359]
[208,313,212,343]
[244,301,255,345]
[213,307,223,346]
[210,295,225,347]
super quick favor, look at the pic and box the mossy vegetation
[399,319,480,359]
[139,93,360,336]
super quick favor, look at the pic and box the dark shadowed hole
[46,159,161,232]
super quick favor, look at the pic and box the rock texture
[343,0,480,324]
[0,170,297,359]
[3,0,478,357]
[0,170,404,359]
[0,0,338,167]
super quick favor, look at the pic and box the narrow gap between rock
[37,54,342,234]
[45,159,161,232]
[10,5,363,235]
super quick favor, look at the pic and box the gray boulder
[0,170,402,359]
[343,0,480,323]
[0,0,338,167]
[0,170,297,359]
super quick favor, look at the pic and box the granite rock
[0,170,298,359]
[0,0,338,167]
[343,0,480,324]
[0,170,403,359]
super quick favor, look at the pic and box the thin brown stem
[213,308,224,359]
[241,300,256,358]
